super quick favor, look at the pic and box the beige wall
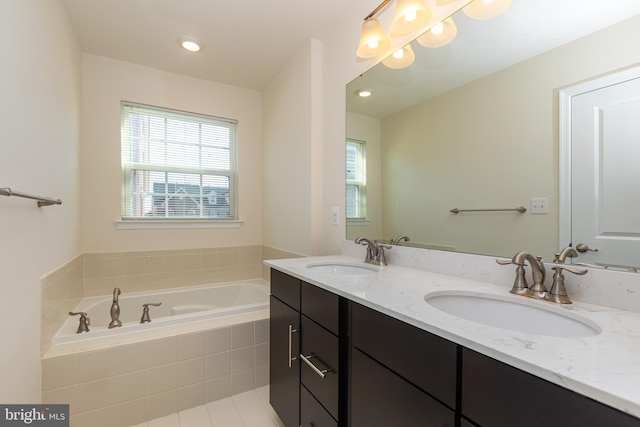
[0,0,82,402]
[378,14,640,261]
[81,54,263,252]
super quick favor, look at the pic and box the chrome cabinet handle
[299,353,331,379]
[288,324,298,368]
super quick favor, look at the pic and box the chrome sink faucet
[108,287,122,328]
[355,237,391,266]
[498,251,588,304]
[497,252,547,298]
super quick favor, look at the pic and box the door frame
[558,65,640,250]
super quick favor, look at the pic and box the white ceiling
[62,0,640,97]
[61,0,369,91]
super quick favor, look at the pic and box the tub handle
[140,302,162,324]
[288,324,298,368]
[69,311,90,334]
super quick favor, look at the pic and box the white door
[566,69,640,269]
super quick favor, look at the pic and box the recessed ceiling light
[178,36,203,52]
[356,89,373,98]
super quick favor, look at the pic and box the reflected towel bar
[450,206,526,214]
[0,187,62,207]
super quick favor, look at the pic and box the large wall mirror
[346,0,640,268]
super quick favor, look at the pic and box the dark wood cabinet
[269,295,300,427]
[270,270,347,427]
[461,348,640,427]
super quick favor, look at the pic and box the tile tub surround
[266,253,640,419]
[41,245,268,355]
[41,319,269,427]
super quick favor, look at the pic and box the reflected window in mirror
[346,139,367,221]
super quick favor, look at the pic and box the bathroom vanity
[266,254,640,427]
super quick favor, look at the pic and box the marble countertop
[265,255,640,419]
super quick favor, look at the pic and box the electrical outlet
[331,207,340,225]
[530,197,548,214]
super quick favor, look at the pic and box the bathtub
[53,279,269,345]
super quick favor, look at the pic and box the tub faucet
[108,287,122,328]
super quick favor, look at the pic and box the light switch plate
[331,207,340,225]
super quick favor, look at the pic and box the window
[346,139,366,219]
[121,102,238,220]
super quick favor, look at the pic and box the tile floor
[129,386,284,427]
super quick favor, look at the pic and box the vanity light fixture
[417,17,457,48]
[357,18,392,59]
[390,0,432,36]
[178,36,203,52]
[382,44,415,69]
[356,89,374,97]
[463,0,512,20]
[356,0,511,65]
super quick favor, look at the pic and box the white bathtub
[53,279,269,345]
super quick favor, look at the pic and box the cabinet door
[351,348,456,427]
[462,348,640,427]
[271,269,300,311]
[270,296,300,427]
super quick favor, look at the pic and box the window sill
[115,219,243,230]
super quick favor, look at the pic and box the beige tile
[147,390,178,420]
[231,369,255,395]
[147,363,177,395]
[255,365,269,388]
[114,370,147,404]
[100,256,125,277]
[77,378,115,413]
[231,347,254,373]
[42,355,78,391]
[78,348,114,382]
[41,384,78,415]
[232,323,254,349]
[254,320,269,344]
[144,254,166,274]
[254,343,269,368]
[114,343,147,375]
[177,358,205,388]
[113,397,148,427]
[148,412,179,427]
[147,336,177,367]
[205,376,232,403]
[206,352,231,380]
[177,383,206,412]
[206,327,231,355]
[178,404,211,426]
[72,406,114,427]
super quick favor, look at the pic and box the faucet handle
[140,303,162,324]
[496,258,512,265]
[546,265,588,304]
[376,243,392,266]
[69,311,90,333]
[496,258,529,295]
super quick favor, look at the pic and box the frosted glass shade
[382,44,415,69]
[357,18,392,59]
[463,0,512,19]
[417,18,457,48]
[391,0,432,35]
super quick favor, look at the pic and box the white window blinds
[346,139,366,219]
[121,102,238,220]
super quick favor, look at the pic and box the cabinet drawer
[351,302,457,408]
[300,315,340,420]
[271,269,300,311]
[301,281,339,334]
[301,385,337,427]
[462,348,640,427]
[351,348,456,427]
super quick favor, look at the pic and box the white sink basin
[424,291,601,337]
[306,262,378,275]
